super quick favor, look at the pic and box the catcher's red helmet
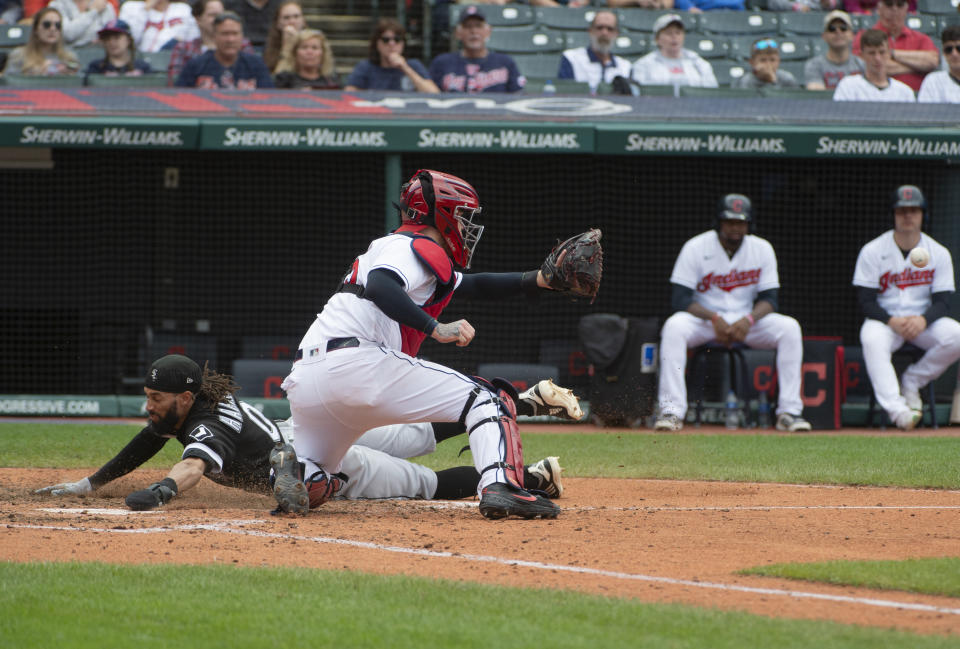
[398,170,484,269]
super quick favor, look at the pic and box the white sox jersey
[670,230,779,321]
[853,230,955,316]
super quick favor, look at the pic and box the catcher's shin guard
[463,379,525,490]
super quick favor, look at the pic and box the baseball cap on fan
[146,355,202,394]
[652,13,684,35]
[822,10,853,31]
[97,19,132,38]
[458,5,487,25]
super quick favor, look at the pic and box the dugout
[1,91,960,412]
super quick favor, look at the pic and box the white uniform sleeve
[931,242,956,293]
[669,237,701,290]
[756,238,780,291]
[368,237,434,291]
[852,242,878,288]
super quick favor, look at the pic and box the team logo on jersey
[189,425,214,443]
[879,268,935,293]
[697,268,761,292]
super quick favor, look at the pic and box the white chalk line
[37,508,161,516]
[416,502,960,513]
[7,520,960,617]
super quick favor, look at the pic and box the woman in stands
[48,0,116,48]
[273,28,340,89]
[2,7,79,76]
[344,18,438,92]
[263,0,306,73]
[84,19,152,80]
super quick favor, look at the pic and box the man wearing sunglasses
[733,38,799,89]
[918,25,960,103]
[805,10,864,90]
[853,0,938,92]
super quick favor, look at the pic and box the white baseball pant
[658,311,805,419]
[860,317,960,421]
[281,344,512,497]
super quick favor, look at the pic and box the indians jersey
[119,1,199,53]
[853,230,954,317]
[304,233,463,354]
[429,52,524,93]
[671,230,779,320]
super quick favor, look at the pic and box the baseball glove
[540,228,603,302]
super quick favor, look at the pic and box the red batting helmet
[398,169,484,269]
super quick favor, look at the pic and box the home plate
[38,508,160,516]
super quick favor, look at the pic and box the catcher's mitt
[541,228,603,302]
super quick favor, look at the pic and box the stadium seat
[74,46,103,69]
[138,49,174,72]
[617,9,700,34]
[917,0,960,15]
[771,36,812,60]
[685,33,731,59]
[778,59,806,81]
[638,83,677,96]
[778,11,831,36]
[231,359,291,399]
[2,74,84,87]
[697,11,779,35]
[0,24,29,49]
[680,85,759,97]
[449,4,535,28]
[711,59,749,86]
[85,73,170,87]
[487,28,566,54]
[513,53,563,80]
[905,13,940,36]
[939,15,960,32]
[565,29,648,56]
[534,6,596,30]
[525,78,592,93]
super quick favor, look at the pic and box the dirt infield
[3,463,960,636]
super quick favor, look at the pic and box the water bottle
[543,79,556,95]
[725,389,739,430]
[757,391,771,429]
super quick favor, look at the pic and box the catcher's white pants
[282,344,509,498]
[860,317,960,421]
[657,311,805,419]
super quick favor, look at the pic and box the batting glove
[35,477,93,496]
[125,478,178,511]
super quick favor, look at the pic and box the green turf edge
[1,561,956,649]
[739,557,960,599]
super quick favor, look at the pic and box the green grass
[2,424,960,489]
[740,558,960,599]
[1,561,957,649]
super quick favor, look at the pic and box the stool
[866,343,937,429]
[689,343,752,427]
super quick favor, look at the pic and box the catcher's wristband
[520,270,541,299]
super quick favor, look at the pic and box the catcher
[281,169,602,520]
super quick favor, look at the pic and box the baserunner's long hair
[197,363,240,404]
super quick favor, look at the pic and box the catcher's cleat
[269,443,309,515]
[775,413,812,433]
[479,482,560,520]
[526,456,564,498]
[519,379,583,420]
[654,414,683,431]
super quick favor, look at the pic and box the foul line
[7,520,960,617]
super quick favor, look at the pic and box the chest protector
[400,234,457,356]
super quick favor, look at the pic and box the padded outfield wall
[1,89,959,396]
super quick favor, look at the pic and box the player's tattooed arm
[431,319,475,346]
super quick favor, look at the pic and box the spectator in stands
[733,38,799,89]
[804,10,865,90]
[834,28,915,100]
[604,0,673,11]
[0,0,23,24]
[48,0,115,47]
[671,0,743,13]
[84,19,151,79]
[273,27,339,89]
[262,0,304,73]
[631,13,717,88]
[429,5,524,93]
[225,0,280,47]
[557,10,632,92]
[853,0,938,92]
[166,0,254,85]
[918,25,960,102]
[2,7,78,75]
[344,18,439,93]
[175,11,273,88]
[119,0,199,53]
[769,0,838,13]
[844,0,916,14]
